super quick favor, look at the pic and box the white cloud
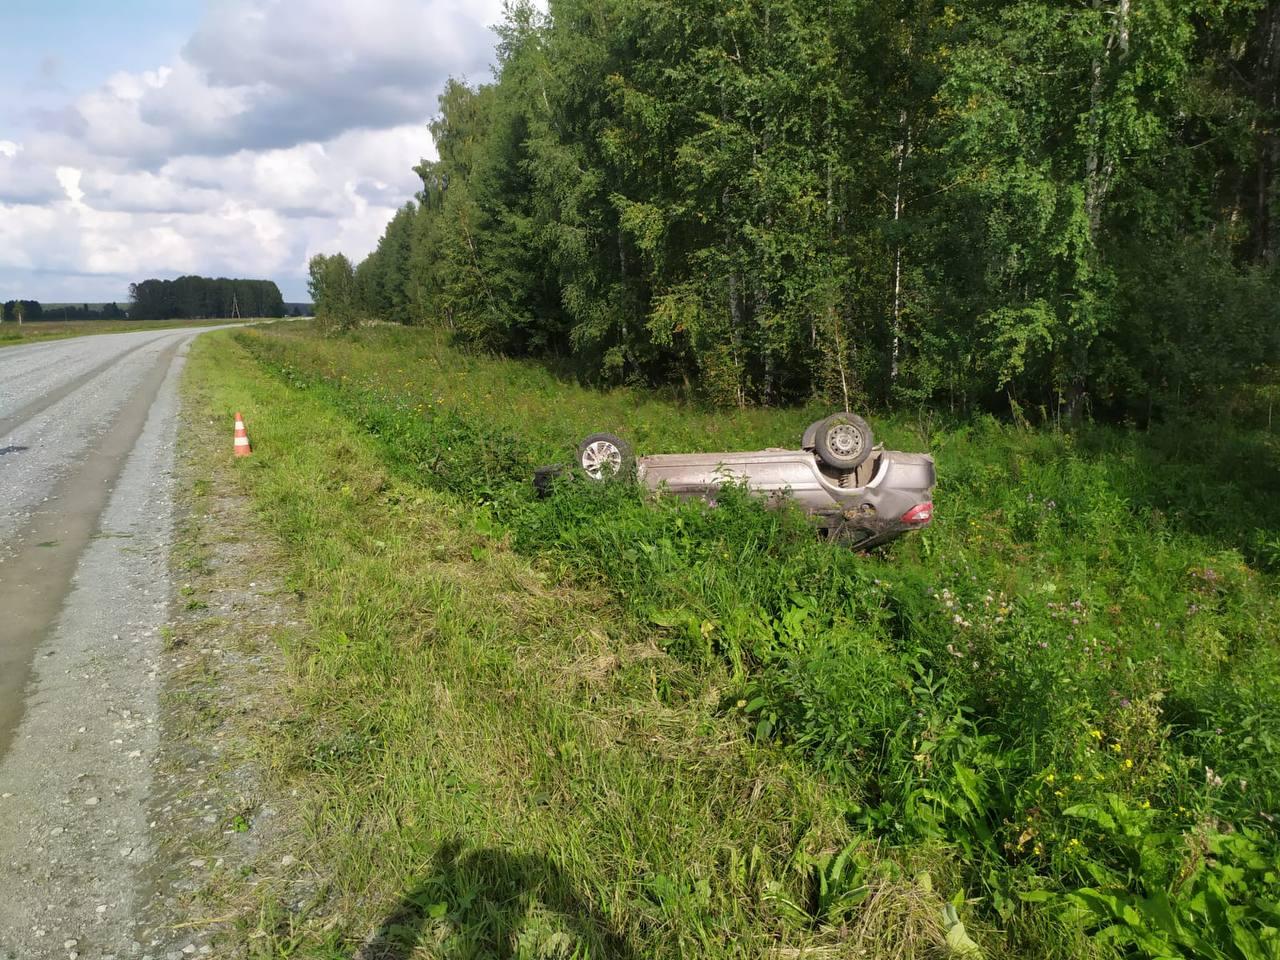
[55,167,85,206]
[1,0,511,300]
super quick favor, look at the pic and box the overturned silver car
[540,413,935,549]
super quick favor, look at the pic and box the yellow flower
[1110,743,1121,752]
[1090,729,1103,740]
[1073,774,1083,782]
[1140,800,1151,809]
[1123,758,1134,769]
[1045,773,1055,784]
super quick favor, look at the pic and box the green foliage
[128,276,284,320]
[236,322,1280,959]
[2,299,44,322]
[307,252,359,331]
[1053,803,1280,960]
[338,0,1278,417]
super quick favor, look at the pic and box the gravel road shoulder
[130,371,316,958]
[0,343,310,960]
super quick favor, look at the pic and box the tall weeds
[238,324,1280,959]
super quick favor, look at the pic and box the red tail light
[901,501,933,525]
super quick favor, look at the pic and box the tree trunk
[617,228,629,378]
[1074,0,1132,424]
[1250,2,1279,264]
[890,110,911,388]
[1084,0,1131,237]
[728,266,746,407]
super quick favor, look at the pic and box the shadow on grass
[358,838,638,960]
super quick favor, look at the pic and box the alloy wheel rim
[582,440,623,479]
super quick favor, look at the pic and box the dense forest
[128,276,286,321]
[311,0,1280,419]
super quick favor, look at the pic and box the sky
[0,0,510,302]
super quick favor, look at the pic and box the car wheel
[814,413,873,470]
[576,433,634,481]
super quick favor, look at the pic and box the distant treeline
[128,276,286,320]
[32,302,127,320]
[2,299,125,322]
[2,300,44,322]
[313,0,1280,420]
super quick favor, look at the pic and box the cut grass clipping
[191,321,1280,960]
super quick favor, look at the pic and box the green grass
[0,317,252,347]
[190,321,1280,959]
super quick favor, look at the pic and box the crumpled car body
[544,413,936,549]
[635,447,935,548]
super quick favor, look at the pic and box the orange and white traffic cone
[233,412,252,457]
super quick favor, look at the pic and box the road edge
[135,331,312,956]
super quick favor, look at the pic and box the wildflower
[1110,743,1121,753]
[1068,838,1082,848]
[1073,774,1083,782]
[1034,843,1044,856]
[1045,773,1055,784]
[1089,729,1103,740]
[1123,758,1134,769]
[1054,789,1065,797]
[1204,767,1223,788]
[1140,800,1151,809]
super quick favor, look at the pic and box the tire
[813,413,873,470]
[576,432,634,481]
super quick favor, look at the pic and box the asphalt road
[0,326,229,957]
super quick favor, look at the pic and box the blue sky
[0,0,507,302]
[0,1,198,136]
